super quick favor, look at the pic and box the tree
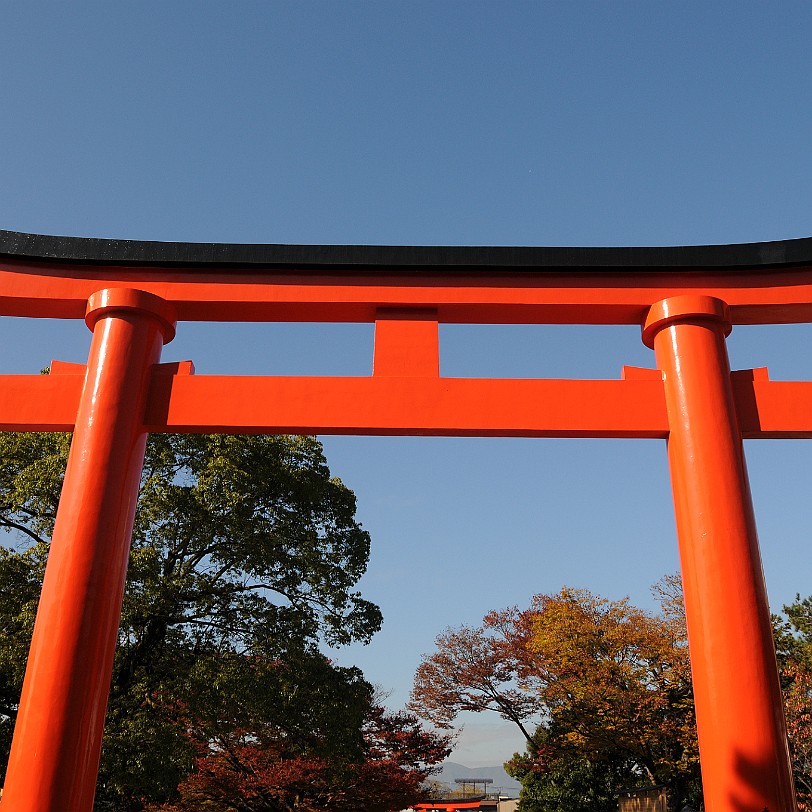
[505,727,637,812]
[775,595,812,809]
[518,588,698,799]
[410,582,702,810]
[409,622,540,742]
[145,664,450,812]
[0,431,385,810]
[0,542,45,772]
[782,660,812,809]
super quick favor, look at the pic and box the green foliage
[0,431,70,541]
[0,542,46,769]
[506,728,637,812]
[775,594,812,670]
[0,431,387,810]
[124,433,381,656]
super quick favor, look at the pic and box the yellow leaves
[412,579,700,793]
[525,587,690,697]
[563,729,586,748]
[511,585,698,783]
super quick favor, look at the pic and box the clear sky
[1,2,812,767]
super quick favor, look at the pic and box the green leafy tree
[506,727,637,812]
[0,543,45,769]
[0,431,384,810]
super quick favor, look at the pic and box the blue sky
[1,2,812,767]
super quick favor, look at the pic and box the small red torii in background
[413,800,490,810]
[0,230,810,812]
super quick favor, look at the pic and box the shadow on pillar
[729,747,796,812]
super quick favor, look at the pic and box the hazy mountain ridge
[434,761,522,795]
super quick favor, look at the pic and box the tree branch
[0,516,47,546]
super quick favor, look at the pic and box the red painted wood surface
[0,290,175,812]
[0,234,808,811]
[645,296,795,812]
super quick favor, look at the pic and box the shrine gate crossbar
[1,230,811,812]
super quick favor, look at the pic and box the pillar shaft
[1,289,175,812]
[643,295,795,812]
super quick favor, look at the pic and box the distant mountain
[433,761,522,796]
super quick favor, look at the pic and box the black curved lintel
[1,229,811,272]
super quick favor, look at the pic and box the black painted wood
[1,229,811,272]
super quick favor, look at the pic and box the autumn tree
[409,622,541,742]
[519,588,698,796]
[0,431,384,810]
[775,595,812,808]
[145,657,452,812]
[410,582,702,809]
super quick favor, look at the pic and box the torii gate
[414,799,488,810]
[0,230,810,812]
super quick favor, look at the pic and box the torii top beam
[2,230,812,324]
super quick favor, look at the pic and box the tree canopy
[410,580,701,810]
[775,595,812,810]
[143,656,451,812]
[0,430,449,811]
[408,621,539,742]
[412,578,812,811]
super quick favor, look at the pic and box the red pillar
[643,295,795,812]
[1,289,176,812]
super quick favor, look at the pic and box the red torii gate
[0,231,810,812]
[414,800,488,810]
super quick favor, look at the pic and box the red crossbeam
[0,364,808,439]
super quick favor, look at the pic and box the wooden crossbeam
[2,365,811,439]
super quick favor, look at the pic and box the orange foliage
[411,578,700,797]
[783,660,812,809]
[516,587,698,788]
[409,623,539,741]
